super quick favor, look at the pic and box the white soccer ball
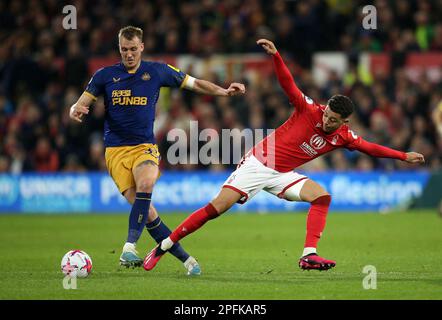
[61,250,93,278]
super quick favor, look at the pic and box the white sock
[123,242,136,252]
[160,237,174,251]
[302,247,317,257]
[183,256,197,268]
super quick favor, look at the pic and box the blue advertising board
[0,171,430,213]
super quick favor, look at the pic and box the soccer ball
[61,250,93,278]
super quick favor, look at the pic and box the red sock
[304,195,331,248]
[169,203,219,243]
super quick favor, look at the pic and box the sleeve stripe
[180,74,189,89]
[83,91,98,100]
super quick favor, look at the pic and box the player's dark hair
[118,26,143,41]
[327,95,354,119]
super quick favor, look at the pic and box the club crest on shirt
[141,72,151,81]
[331,135,339,145]
[310,134,326,150]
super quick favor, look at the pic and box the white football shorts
[222,154,308,204]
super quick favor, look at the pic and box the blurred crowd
[0,0,441,174]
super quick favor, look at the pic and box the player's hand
[257,39,277,55]
[226,82,246,96]
[405,152,425,164]
[69,103,89,123]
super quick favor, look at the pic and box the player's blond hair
[118,26,143,41]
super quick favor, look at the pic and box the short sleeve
[153,63,187,88]
[84,68,105,99]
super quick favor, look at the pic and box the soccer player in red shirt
[143,39,425,272]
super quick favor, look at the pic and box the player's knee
[299,179,331,203]
[312,193,331,206]
[136,178,156,193]
[211,187,242,213]
[210,199,233,215]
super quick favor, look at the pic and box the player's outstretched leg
[143,203,220,271]
[145,209,201,276]
[299,194,336,271]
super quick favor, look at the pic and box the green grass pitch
[0,210,441,300]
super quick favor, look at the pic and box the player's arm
[185,77,245,96]
[70,68,104,123]
[69,92,95,123]
[159,63,245,97]
[257,39,305,107]
[351,138,425,164]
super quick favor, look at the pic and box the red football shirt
[251,52,406,173]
